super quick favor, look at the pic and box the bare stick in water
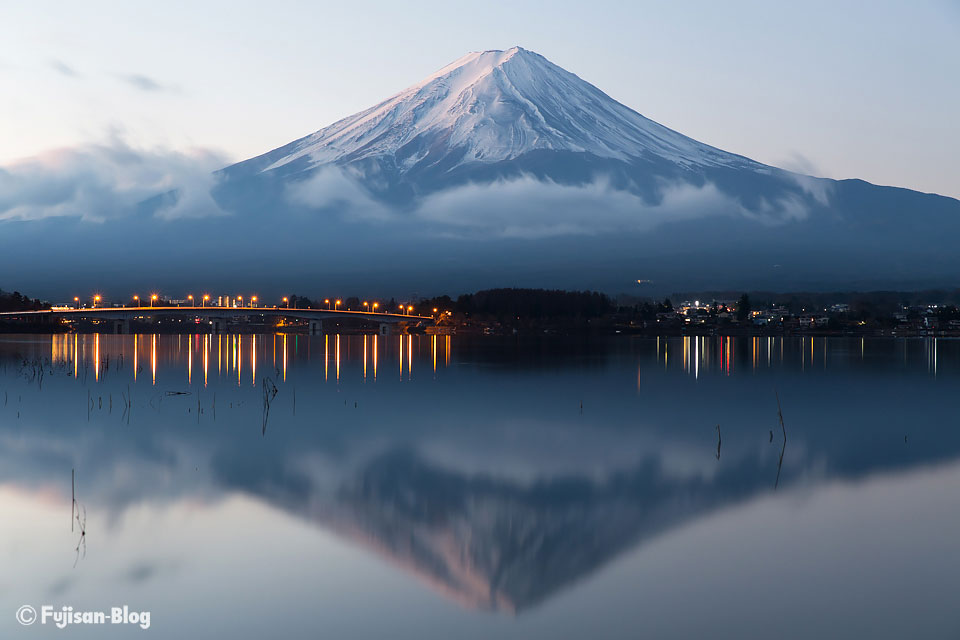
[262,377,279,436]
[775,391,787,489]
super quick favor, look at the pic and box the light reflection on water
[1,333,959,639]
[41,333,953,387]
[43,332,461,388]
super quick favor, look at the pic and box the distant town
[2,287,960,337]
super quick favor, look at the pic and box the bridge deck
[0,306,433,323]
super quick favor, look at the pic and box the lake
[1,333,958,638]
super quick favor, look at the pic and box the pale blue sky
[1,0,958,196]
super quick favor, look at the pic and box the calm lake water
[1,333,959,638]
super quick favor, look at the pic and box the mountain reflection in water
[1,334,958,639]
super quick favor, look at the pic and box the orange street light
[237,295,243,308]
[187,295,194,306]
[202,294,210,308]
[373,302,379,312]
[433,308,438,314]
[282,296,289,309]
[407,305,414,315]
[251,296,258,307]
[93,295,101,309]
[335,299,341,310]
[133,295,140,308]
[363,301,369,311]
[73,296,80,308]
[150,294,158,308]
[324,298,330,309]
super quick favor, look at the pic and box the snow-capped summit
[4,48,960,295]
[263,46,749,171]
[226,46,763,203]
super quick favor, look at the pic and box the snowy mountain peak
[427,45,529,80]
[249,46,758,184]
[199,48,960,293]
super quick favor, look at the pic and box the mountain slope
[5,47,957,298]
[220,46,787,207]
[254,47,757,172]
[189,45,960,294]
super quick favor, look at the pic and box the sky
[1,0,958,198]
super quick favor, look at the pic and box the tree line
[0,290,49,312]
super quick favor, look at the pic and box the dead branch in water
[775,391,787,490]
[71,469,86,567]
[262,377,279,436]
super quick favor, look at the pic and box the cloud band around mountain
[0,137,228,222]
[285,167,816,238]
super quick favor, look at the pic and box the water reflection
[2,334,960,638]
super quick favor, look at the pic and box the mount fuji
[219,46,812,215]
[204,46,960,293]
[3,47,959,297]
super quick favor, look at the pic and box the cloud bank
[0,149,824,236]
[287,169,817,238]
[0,136,228,222]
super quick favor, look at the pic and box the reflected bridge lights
[60,332,450,390]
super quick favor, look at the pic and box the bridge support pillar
[309,320,323,335]
[379,323,390,336]
[112,319,130,334]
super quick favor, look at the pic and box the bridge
[0,306,435,335]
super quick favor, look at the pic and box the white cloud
[785,172,833,207]
[286,169,815,239]
[0,135,229,222]
[414,176,738,238]
[286,167,394,222]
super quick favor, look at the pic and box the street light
[93,295,101,309]
[282,296,289,309]
[324,299,330,310]
[407,305,414,315]
[335,299,341,311]
[202,294,210,308]
[133,295,139,308]
[150,294,158,308]
[433,308,438,314]
[363,301,369,312]
[237,295,243,308]
[251,296,257,307]
[73,296,79,309]
[187,295,194,307]
[373,302,379,313]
